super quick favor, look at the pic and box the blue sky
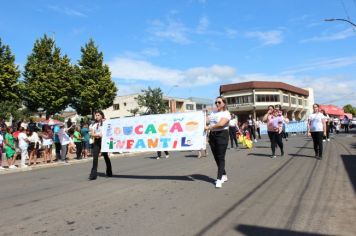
[1,0,356,106]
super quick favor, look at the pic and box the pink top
[267,115,284,132]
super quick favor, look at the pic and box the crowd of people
[0,117,92,170]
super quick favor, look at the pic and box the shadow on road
[247,153,271,158]
[289,153,317,159]
[253,145,270,149]
[96,173,215,184]
[294,146,313,149]
[341,155,356,193]
[235,224,331,236]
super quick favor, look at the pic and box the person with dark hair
[264,109,284,158]
[4,127,18,169]
[206,96,231,188]
[342,115,350,133]
[228,114,239,149]
[73,126,83,160]
[308,104,326,159]
[263,105,275,145]
[321,110,330,142]
[89,110,112,180]
[18,127,29,168]
[247,114,257,142]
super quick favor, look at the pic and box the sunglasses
[215,101,222,105]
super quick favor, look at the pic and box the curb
[0,151,150,175]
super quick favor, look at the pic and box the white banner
[101,111,206,152]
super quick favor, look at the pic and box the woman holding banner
[89,111,112,180]
[206,96,231,188]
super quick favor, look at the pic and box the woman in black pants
[308,104,326,159]
[206,96,231,188]
[89,111,112,180]
[264,108,284,158]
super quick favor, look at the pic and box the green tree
[135,87,168,114]
[71,39,117,116]
[22,34,75,117]
[0,38,21,114]
[343,104,356,116]
[128,107,140,116]
[0,101,32,121]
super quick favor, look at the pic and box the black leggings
[209,130,229,180]
[91,138,112,175]
[248,125,256,140]
[268,131,283,155]
[229,127,238,148]
[311,132,323,157]
[75,142,82,159]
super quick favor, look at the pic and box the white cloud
[108,57,236,87]
[300,28,355,43]
[196,16,209,33]
[245,30,284,45]
[225,28,238,38]
[148,19,191,44]
[48,5,87,17]
[282,56,356,74]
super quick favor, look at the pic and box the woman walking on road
[89,110,112,180]
[308,104,326,159]
[263,108,284,158]
[206,96,231,188]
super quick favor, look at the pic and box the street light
[324,18,356,27]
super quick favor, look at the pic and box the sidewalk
[0,150,147,175]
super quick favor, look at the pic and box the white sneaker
[323,139,326,142]
[21,164,29,168]
[165,155,169,159]
[0,166,5,170]
[327,139,330,142]
[9,165,17,169]
[254,139,257,143]
[156,157,160,160]
[215,179,222,188]
[221,175,228,183]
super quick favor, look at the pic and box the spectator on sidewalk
[57,124,71,162]
[0,128,4,170]
[27,130,41,166]
[42,125,53,163]
[81,123,90,158]
[3,127,18,169]
[18,127,29,168]
[73,126,83,160]
[53,125,61,161]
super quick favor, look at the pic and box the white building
[103,94,201,119]
[220,81,314,121]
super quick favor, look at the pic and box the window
[283,95,289,103]
[304,100,308,106]
[123,102,127,106]
[113,104,120,110]
[291,97,296,104]
[298,99,302,105]
[186,104,194,110]
[256,95,280,102]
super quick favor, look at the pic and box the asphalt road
[0,133,355,236]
